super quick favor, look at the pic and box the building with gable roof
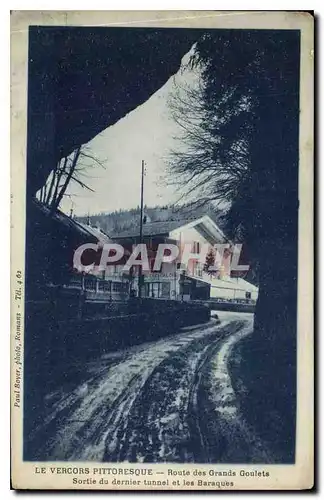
[111,215,258,303]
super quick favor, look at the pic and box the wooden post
[138,160,145,298]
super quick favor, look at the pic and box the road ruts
[26,315,255,462]
[186,322,246,463]
[102,321,246,463]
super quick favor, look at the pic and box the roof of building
[75,221,131,255]
[202,276,259,292]
[111,219,195,239]
[76,221,112,244]
[33,199,117,247]
[111,216,229,243]
[33,199,97,242]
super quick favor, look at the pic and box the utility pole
[138,160,145,298]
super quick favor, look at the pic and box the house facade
[111,215,258,303]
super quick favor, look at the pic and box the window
[193,241,200,253]
[146,282,164,298]
[194,262,203,277]
[84,277,96,291]
[113,282,122,292]
[161,282,171,298]
[112,281,129,293]
[114,264,123,275]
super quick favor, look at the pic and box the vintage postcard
[11,10,314,490]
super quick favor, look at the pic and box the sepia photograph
[10,10,314,490]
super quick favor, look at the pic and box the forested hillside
[76,203,227,237]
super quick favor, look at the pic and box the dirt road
[26,312,272,463]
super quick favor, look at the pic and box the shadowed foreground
[25,313,277,463]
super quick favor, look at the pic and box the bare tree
[37,145,106,212]
[167,73,252,215]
